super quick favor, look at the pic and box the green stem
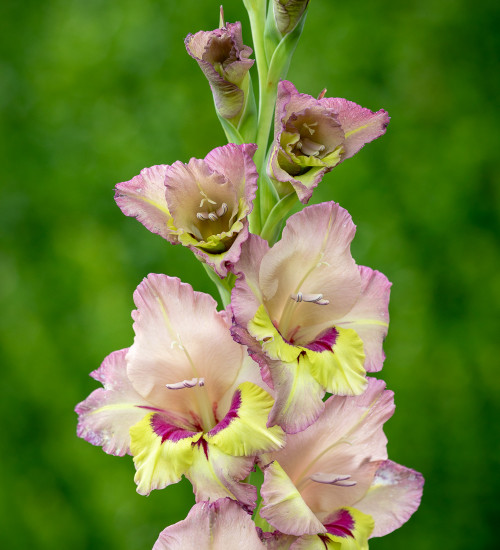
[260,192,298,244]
[200,262,233,307]
[244,0,268,235]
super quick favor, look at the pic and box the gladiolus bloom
[258,379,424,547]
[76,275,284,508]
[115,143,258,277]
[231,202,390,433]
[268,80,390,203]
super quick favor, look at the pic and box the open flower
[185,21,254,122]
[153,498,265,550]
[76,274,284,509]
[231,202,391,433]
[114,143,258,277]
[268,80,390,203]
[258,379,424,547]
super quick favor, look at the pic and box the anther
[216,202,228,217]
[166,377,205,390]
[290,292,329,306]
[196,212,209,221]
[208,212,218,222]
[310,473,357,487]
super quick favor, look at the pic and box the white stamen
[165,377,205,390]
[196,212,209,221]
[290,292,329,306]
[302,122,318,135]
[208,212,218,222]
[216,202,228,217]
[310,473,357,487]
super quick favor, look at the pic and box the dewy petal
[259,202,361,336]
[187,440,257,510]
[264,379,394,519]
[115,164,174,241]
[354,460,424,538]
[260,461,326,536]
[127,274,246,418]
[335,266,391,373]
[75,349,153,456]
[153,498,265,550]
[319,97,390,160]
[130,412,202,495]
[206,382,285,456]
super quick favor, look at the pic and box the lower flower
[256,379,424,546]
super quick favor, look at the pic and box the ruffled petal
[127,274,246,418]
[206,382,285,455]
[130,412,201,495]
[75,349,152,456]
[114,165,174,241]
[265,379,394,518]
[354,460,424,538]
[266,355,325,434]
[231,234,270,334]
[259,203,361,335]
[307,327,367,396]
[153,498,265,550]
[205,143,258,210]
[260,461,326,536]
[335,266,391,373]
[319,97,390,160]
[187,440,257,510]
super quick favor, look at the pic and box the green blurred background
[1,0,498,547]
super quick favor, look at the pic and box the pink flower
[258,379,424,547]
[114,143,258,277]
[268,81,390,203]
[76,275,284,509]
[231,202,391,433]
[153,498,266,550]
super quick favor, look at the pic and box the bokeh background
[1,0,498,548]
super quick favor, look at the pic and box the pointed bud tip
[318,88,327,100]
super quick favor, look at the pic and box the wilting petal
[115,165,174,241]
[355,460,424,538]
[153,498,265,550]
[75,349,153,456]
[130,412,202,495]
[187,441,257,510]
[319,97,390,160]
[260,461,326,536]
[335,267,391,372]
[206,382,285,456]
[127,274,245,419]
